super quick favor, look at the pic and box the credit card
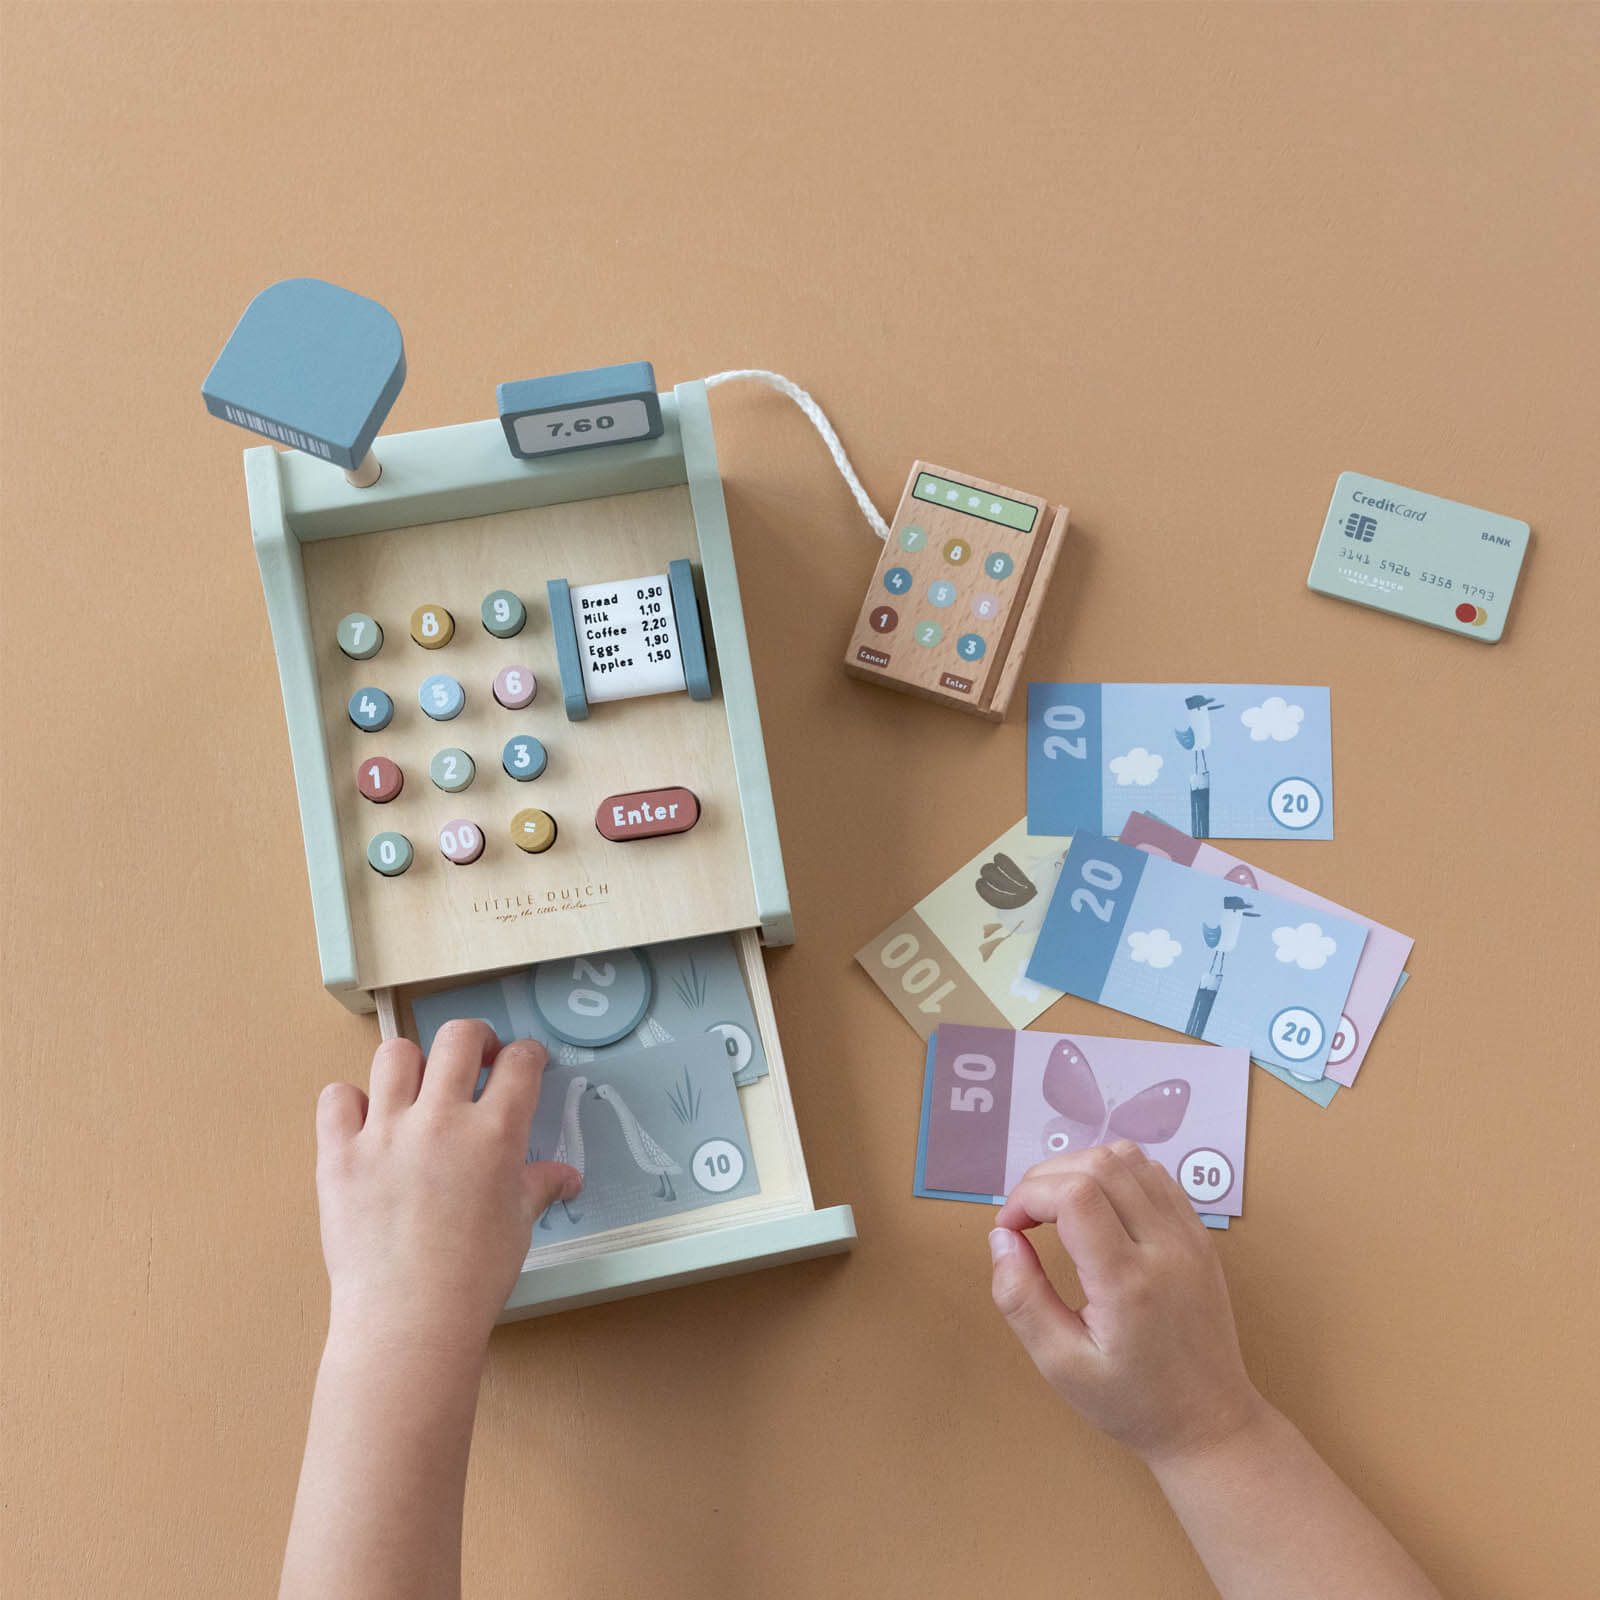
[1307,472,1529,642]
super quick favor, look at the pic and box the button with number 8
[438,819,484,865]
[502,735,548,781]
[348,687,394,732]
[480,589,526,639]
[367,831,413,876]
[410,604,455,648]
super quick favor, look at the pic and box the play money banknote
[412,933,770,1087]
[1026,834,1367,1080]
[916,1024,1249,1217]
[1027,683,1334,841]
[1119,812,1412,1088]
[856,818,1072,1039]
[521,1033,759,1255]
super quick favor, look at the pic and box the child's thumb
[525,1161,583,1212]
[989,1227,1085,1381]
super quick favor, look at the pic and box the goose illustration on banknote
[537,1076,590,1228]
[590,1083,683,1202]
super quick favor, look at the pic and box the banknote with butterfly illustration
[915,1023,1249,1217]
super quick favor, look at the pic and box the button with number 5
[419,673,465,721]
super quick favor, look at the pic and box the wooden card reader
[844,461,1069,720]
[205,282,855,1319]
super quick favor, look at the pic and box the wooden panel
[301,486,759,991]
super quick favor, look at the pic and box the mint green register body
[243,381,856,1319]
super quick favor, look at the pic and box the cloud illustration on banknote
[1241,696,1304,742]
[1271,922,1337,970]
[1109,746,1164,786]
[1128,928,1183,969]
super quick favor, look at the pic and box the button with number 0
[510,807,557,854]
[367,831,413,876]
[493,665,537,709]
[502,735,548,781]
[438,819,484,865]
[348,687,394,732]
[357,756,404,803]
[429,747,474,792]
[337,613,383,660]
[410,604,455,648]
[480,589,526,639]
[418,673,465,721]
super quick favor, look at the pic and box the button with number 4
[502,735,548,781]
[348,687,394,732]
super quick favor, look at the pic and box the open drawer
[378,929,855,1322]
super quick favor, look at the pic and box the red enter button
[595,787,701,842]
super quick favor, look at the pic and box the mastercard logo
[1454,602,1489,626]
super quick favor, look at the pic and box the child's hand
[989,1141,1265,1464]
[314,1020,581,1356]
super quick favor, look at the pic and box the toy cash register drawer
[233,364,855,1319]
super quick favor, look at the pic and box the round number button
[970,593,999,620]
[481,589,526,639]
[1268,777,1324,831]
[1180,1148,1235,1206]
[691,1137,747,1194]
[492,665,537,709]
[418,673,466,721]
[531,947,653,1046]
[509,807,557,854]
[707,1021,754,1076]
[897,524,927,553]
[366,831,413,876]
[927,580,956,608]
[428,747,475,792]
[883,566,913,595]
[356,756,404,803]
[348,686,394,732]
[956,632,987,661]
[337,612,383,660]
[438,819,485,865]
[869,605,898,634]
[502,735,548,781]
[1270,1006,1326,1064]
[942,538,972,565]
[410,604,455,648]
[983,551,1015,580]
[913,621,943,647]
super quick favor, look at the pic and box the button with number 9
[480,589,526,639]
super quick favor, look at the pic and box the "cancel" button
[595,786,701,842]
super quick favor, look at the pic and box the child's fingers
[996,1170,1138,1281]
[368,1038,425,1118]
[1147,1160,1213,1237]
[989,1226,1094,1381]
[479,1038,550,1127]
[1012,1144,1164,1242]
[421,1018,499,1103]
[316,1081,368,1147]
[524,1160,582,1216]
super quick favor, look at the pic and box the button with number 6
[493,665,537,709]
[438,819,484,865]
[502,735,548,781]
[367,831,413,876]
[348,687,394,732]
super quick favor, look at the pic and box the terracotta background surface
[5,5,1598,1596]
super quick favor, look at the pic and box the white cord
[702,369,889,540]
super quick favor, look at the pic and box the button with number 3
[502,735,548,781]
